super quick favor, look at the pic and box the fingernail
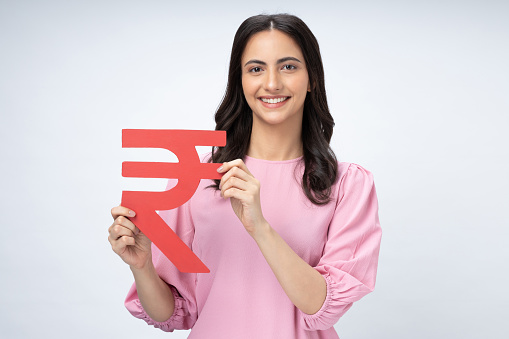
[128,210,135,217]
[217,166,223,172]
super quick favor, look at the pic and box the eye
[282,64,297,71]
[248,66,263,73]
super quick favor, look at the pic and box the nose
[263,67,282,92]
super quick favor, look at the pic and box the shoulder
[337,162,374,182]
[333,162,376,203]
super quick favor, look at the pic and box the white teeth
[261,97,288,104]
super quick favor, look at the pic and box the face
[241,29,310,130]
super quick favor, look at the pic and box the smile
[259,97,289,104]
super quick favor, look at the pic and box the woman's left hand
[218,159,268,237]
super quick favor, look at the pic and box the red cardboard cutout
[121,129,226,273]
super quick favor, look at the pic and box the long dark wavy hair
[210,14,338,205]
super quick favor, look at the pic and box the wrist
[251,219,273,243]
[130,258,155,277]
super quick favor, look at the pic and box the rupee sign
[121,129,226,273]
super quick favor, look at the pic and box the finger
[219,165,252,189]
[110,235,135,254]
[222,187,251,201]
[111,215,140,235]
[221,176,249,196]
[111,206,136,219]
[109,223,135,240]
[217,159,253,176]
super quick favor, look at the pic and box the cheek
[300,75,310,94]
[241,79,256,113]
[241,77,250,97]
[299,81,308,94]
[288,73,310,97]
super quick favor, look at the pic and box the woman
[109,14,382,338]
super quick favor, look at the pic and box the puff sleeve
[300,163,382,330]
[124,180,199,332]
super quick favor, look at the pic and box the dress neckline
[244,155,304,164]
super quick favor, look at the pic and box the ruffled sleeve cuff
[125,286,192,332]
[299,273,354,331]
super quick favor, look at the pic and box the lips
[259,96,290,104]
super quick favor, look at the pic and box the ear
[307,81,311,92]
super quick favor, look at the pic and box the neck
[247,121,303,161]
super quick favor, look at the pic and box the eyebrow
[244,56,302,67]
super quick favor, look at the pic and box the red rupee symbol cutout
[121,129,226,273]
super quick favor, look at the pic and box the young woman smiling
[109,14,382,338]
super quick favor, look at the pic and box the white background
[1,1,508,338]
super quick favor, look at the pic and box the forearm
[131,263,175,322]
[253,221,327,315]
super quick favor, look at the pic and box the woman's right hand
[108,206,152,270]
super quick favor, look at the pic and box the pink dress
[125,156,382,338]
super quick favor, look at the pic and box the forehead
[241,29,305,63]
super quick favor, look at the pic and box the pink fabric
[125,156,382,338]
